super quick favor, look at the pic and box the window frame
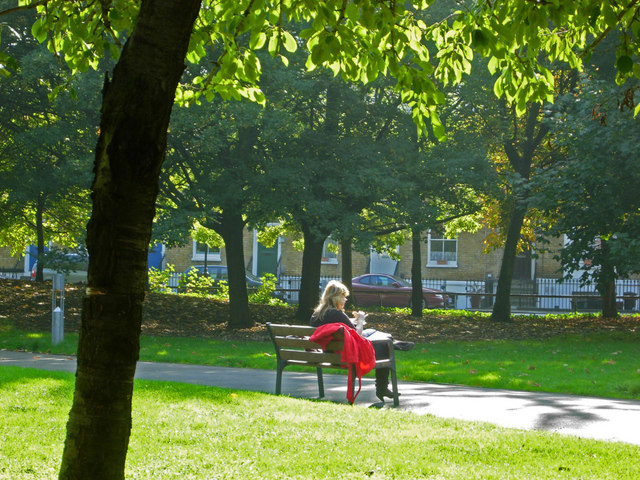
[321,238,339,265]
[426,232,458,268]
[192,241,221,262]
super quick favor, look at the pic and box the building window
[427,234,457,267]
[321,238,338,264]
[192,241,221,262]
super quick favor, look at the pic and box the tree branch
[583,0,640,57]
[0,0,48,17]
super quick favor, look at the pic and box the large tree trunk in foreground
[58,2,201,479]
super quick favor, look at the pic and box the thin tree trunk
[294,223,325,324]
[203,243,209,275]
[491,104,546,323]
[341,237,354,310]
[601,279,618,318]
[35,193,45,282]
[490,206,527,322]
[598,240,618,318]
[410,226,424,317]
[58,2,201,479]
[218,210,252,329]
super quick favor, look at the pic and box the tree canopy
[4,1,640,129]
[0,7,95,272]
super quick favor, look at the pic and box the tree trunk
[34,193,45,282]
[218,210,252,329]
[410,226,424,317]
[491,104,546,323]
[203,243,209,275]
[294,223,325,324]
[58,2,201,479]
[490,206,527,322]
[598,240,618,318]
[341,237,354,310]
[601,279,618,318]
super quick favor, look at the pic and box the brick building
[162,227,564,283]
[1,228,564,284]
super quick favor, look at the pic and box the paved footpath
[2,349,640,447]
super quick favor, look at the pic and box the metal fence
[162,271,640,313]
[0,269,24,279]
[280,275,640,313]
[450,277,640,312]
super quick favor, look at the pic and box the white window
[192,241,221,262]
[321,238,338,264]
[427,233,457,267]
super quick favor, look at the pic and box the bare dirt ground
[1,279,639,343]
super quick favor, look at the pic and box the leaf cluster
[7,0,640,137]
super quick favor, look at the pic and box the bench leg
[316,367,324,397]
[389,364,399,407]
[276,360,285,395]
[350,364,357,405]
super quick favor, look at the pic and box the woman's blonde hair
[313,280,349,320]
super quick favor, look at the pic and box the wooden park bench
[266,322,399,406]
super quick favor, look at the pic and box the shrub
[148,264,176,294]
[249,273,287,306]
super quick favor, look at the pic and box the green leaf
[493,78,503,98]
[0,51,18,73]
[345,2,359,22]
[31,18,48,43]
[282,31,297,53]
[488,56,498,75]
[299,28,314,39]
[268,32,279,56]
[616,55,633,74]
[430,111,445,140]
[250,31,267,50]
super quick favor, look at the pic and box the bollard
[52,307,64,345]
[52,274,65,345]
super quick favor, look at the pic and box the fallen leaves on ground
[1,279,639,343]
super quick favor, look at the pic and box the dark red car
[351,274,448,309]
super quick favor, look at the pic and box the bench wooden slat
[279,349,343,364]
[274,337,319,349]
[272,337,344,351]
[268,324,316,336]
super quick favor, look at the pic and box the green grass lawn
[2,325,640,400]
[2,366,640,480]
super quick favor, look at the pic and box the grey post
[52,274,65,345]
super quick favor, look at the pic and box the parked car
[351,273,449,309]
[30,253,88,283]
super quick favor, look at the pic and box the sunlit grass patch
[3,367,640,479]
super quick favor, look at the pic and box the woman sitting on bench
[310,280,414,402]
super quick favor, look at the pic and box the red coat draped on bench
[309,323,376,403]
